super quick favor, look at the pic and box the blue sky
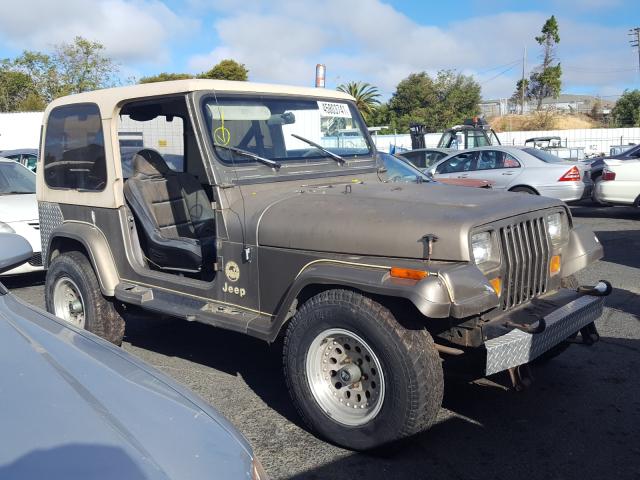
[0,0,638,100]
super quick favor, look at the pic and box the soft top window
[43,103,106,191]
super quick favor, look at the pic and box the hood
[0,193,37,223]
[0,294,252,480]
[256,181,562,261]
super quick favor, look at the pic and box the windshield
[522,147,566,164]
[379,153,431,183]
[203,95,374,181]
[0,161,36,194]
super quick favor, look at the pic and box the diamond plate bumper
[485,295,605,375]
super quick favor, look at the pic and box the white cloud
[0,0,198,65]
[186,0,633,99]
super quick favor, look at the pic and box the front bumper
[484,292,605,375]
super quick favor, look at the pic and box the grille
[499,217,550,310]
[28,252,43,266]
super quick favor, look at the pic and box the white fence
[497,128,640,156]
[2,112,639,158]
[373,127,640,156]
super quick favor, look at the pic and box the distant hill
[490,112,600,132]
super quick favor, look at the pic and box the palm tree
[336,81,381,117]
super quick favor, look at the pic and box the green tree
[529,16,562,110]
[336,81,381,121]
[198,59,248,81]
[52,37,120,95]
[510,78,530,112]
[366,103,399,133]
[0,67,40,111]
[8,36,120,104]
[612,89,640,127]
[388,70,480,132]
[140,72,194,83]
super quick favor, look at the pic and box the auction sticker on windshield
[318,101,351,118]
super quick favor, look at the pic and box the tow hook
[577,280,612,297]
[508,364,533,392]
[579,322,600,345]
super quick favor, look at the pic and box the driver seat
[123,149,216,273]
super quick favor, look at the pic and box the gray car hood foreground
[0,293,253,480]
[256,181,563,261]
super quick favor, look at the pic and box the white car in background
[593,159,640,207]
[0,158,42,275]
[428,146,591,202]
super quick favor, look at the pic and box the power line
[480,64,519,84]
[476,59,521,76]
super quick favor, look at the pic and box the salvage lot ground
[7,204,640,480]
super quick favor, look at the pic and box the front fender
[562,225,604,278]
[48,222,120,296]
[271,260,499,341]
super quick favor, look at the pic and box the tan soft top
[44,79,355,119]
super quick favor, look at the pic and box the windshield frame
[521,147,567,164]
[0,160,37,194]
[194,91,377,186]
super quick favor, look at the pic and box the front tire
[283,289,443,450]
[45,251,125,345]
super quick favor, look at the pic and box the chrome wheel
[52,277,86,328]
[306,328,385,426]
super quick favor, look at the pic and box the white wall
[373,127,640,155]
[0,112,44,150]
[497,128,640,156]
[2,111,639,158]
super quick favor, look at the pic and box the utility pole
[630,27,640,82]
[521,46,526,114]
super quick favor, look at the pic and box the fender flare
[47,222,120,296]
[269,261,453,341]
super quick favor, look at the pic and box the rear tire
[510,186,537,195]
[45,251,125,346]
[283,289,443,450]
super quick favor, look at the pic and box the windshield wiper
[291,134,345,165]
[214,144,281,169]
[0,191,34,195]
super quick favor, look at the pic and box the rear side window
[436,152,475,174]
[43,104,106,191]
[401,151,426,168]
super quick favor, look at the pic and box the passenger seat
[123,149,216,273]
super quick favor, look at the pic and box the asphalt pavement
[6,204,640,480]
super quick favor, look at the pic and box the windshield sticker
[317,101,352,118]
[213,108,231,146]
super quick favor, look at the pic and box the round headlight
[471,232,492,264]
[546,213,563,245]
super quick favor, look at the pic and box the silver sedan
[427,146,591,202]
[0,233,268,480]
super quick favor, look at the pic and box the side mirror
[0,233,33,274]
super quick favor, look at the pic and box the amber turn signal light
[389,267,429,280]
[489,277,502,296]
[549,255,561,275]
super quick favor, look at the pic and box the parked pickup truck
[36,80,609,450]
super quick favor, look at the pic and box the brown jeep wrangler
[36,80,609,450]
